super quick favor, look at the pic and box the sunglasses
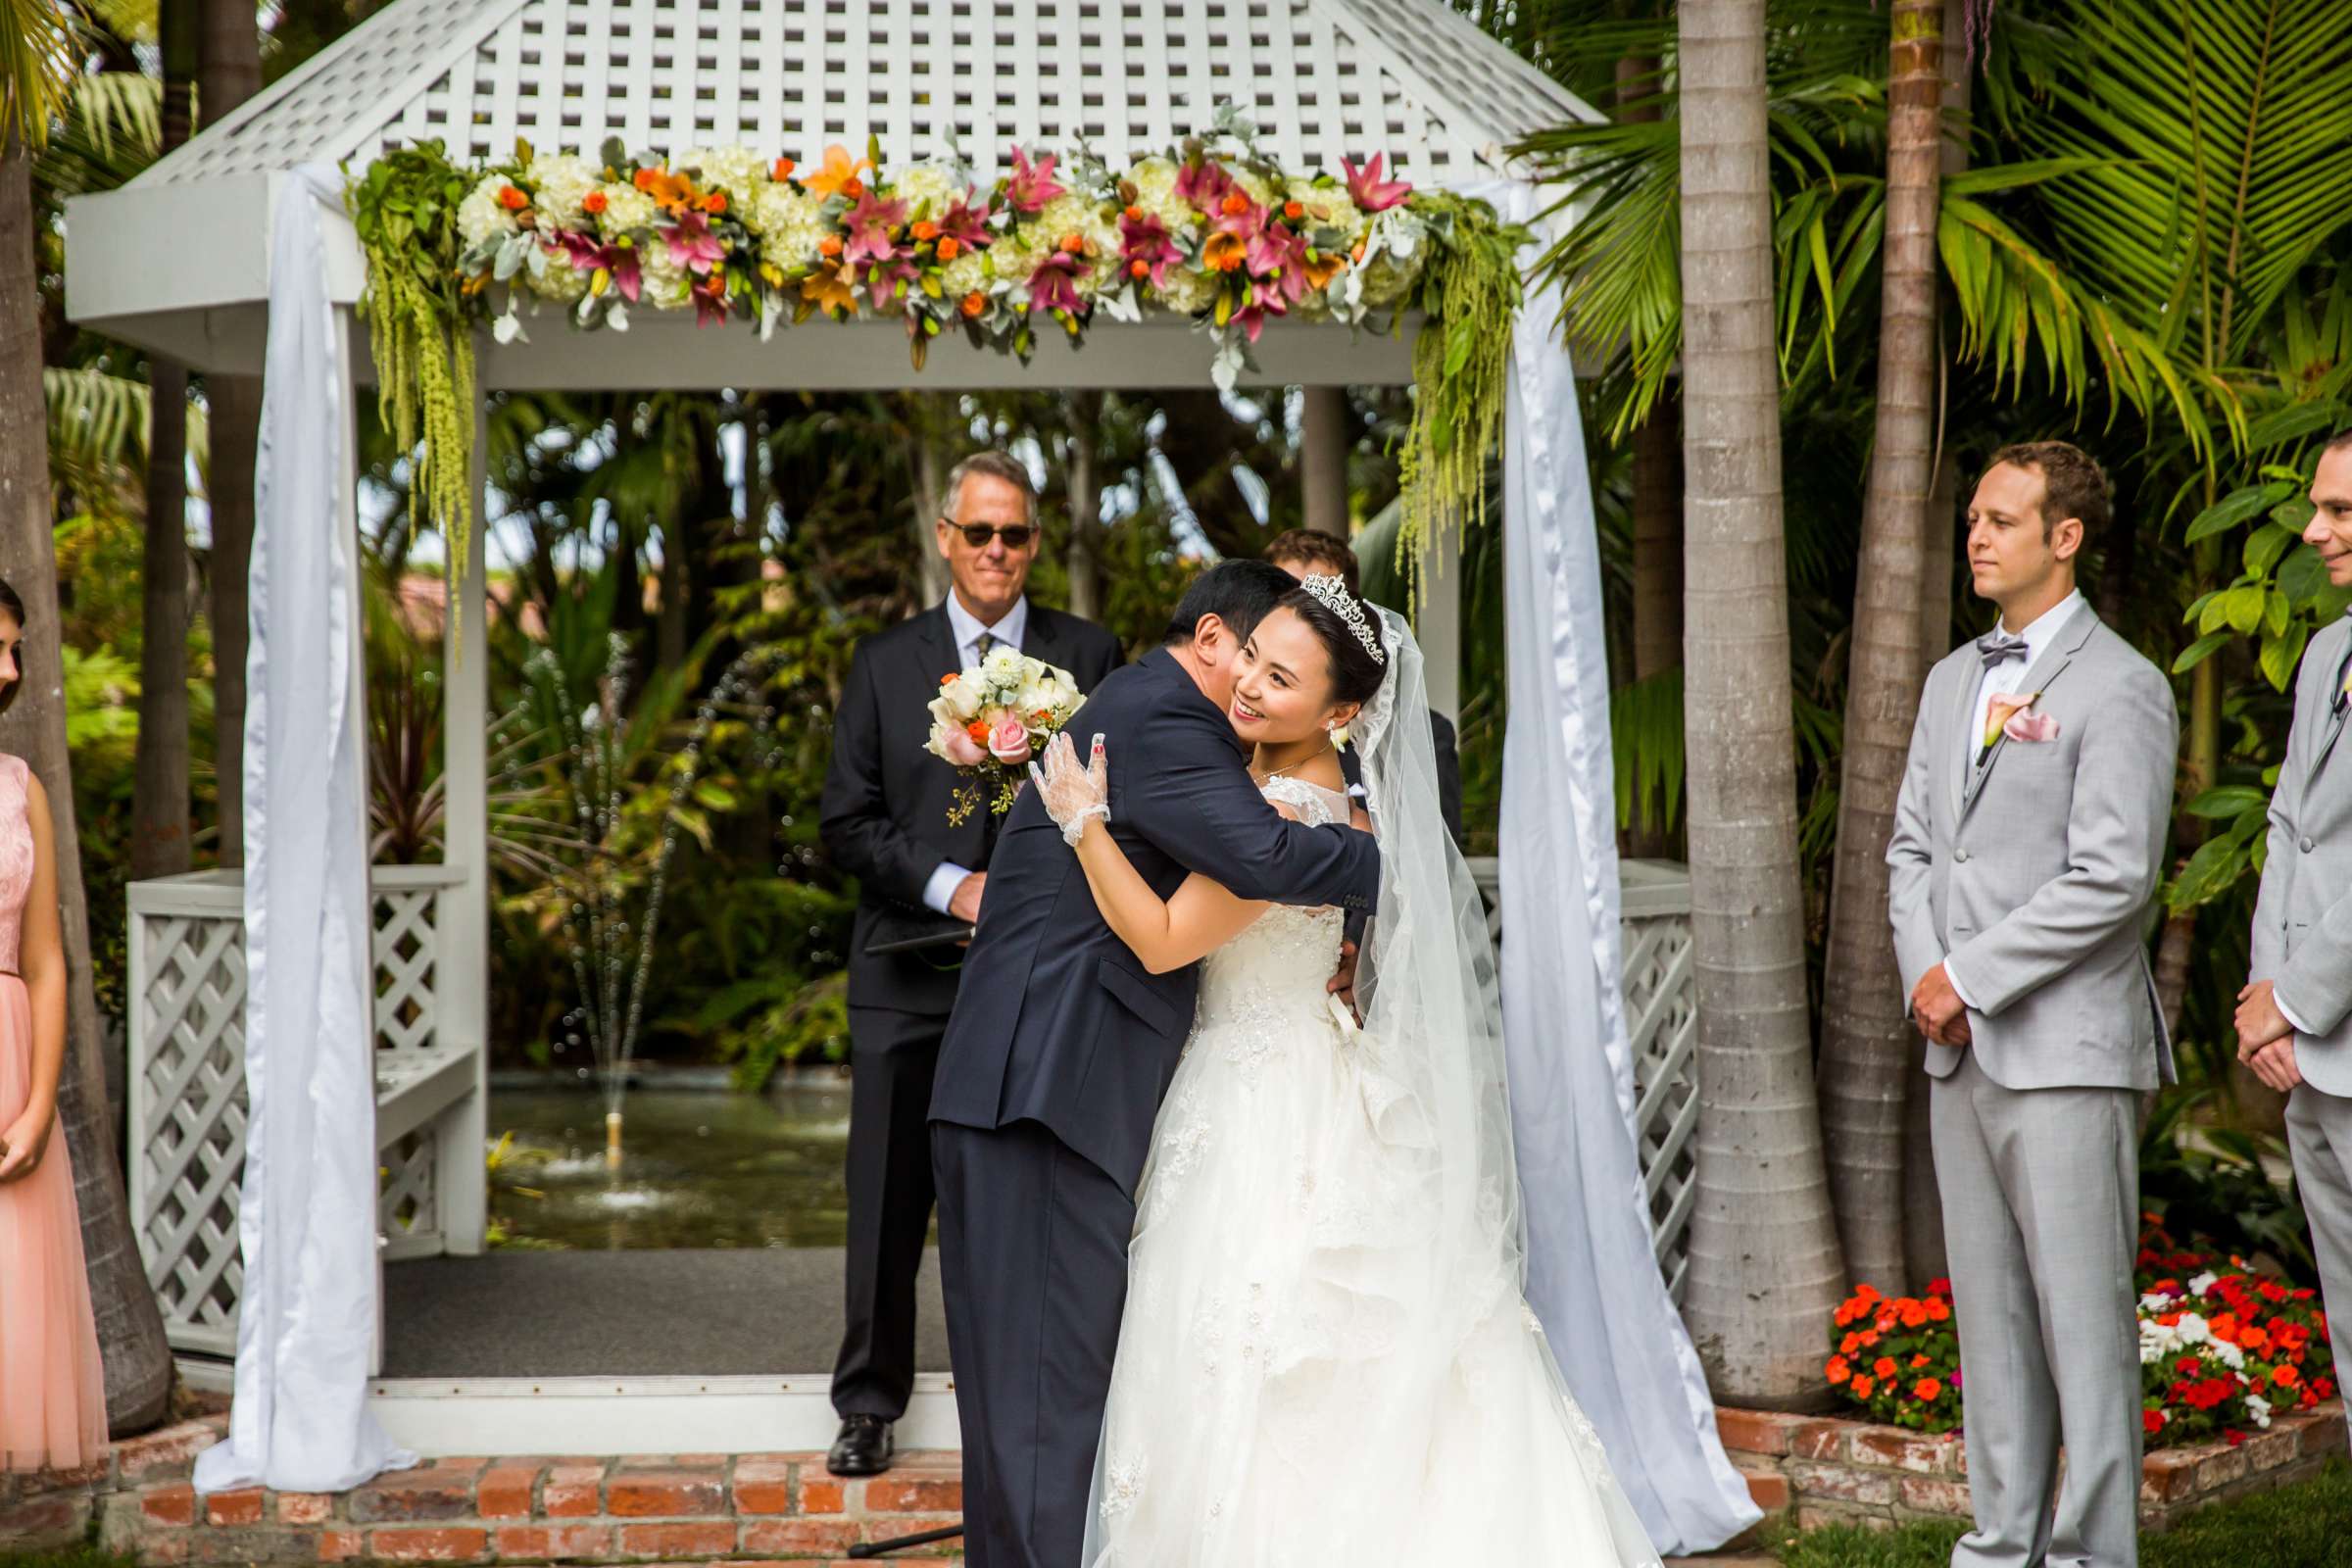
[944,519,1038,550]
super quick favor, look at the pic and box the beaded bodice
[1193,777,1352,1046]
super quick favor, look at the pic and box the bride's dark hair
[1276,581,1386,708]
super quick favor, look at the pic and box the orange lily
[1202,230,1247,273]
[634,167,701,215]
[802,262,858,317]
[1298,248,1347,291]
[805,144,873,201]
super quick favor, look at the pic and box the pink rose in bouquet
[988,715,1034,765]
[941,725,988,766]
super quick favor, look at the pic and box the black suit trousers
[831,1005,948,1420]
[931,1119,1131,1568]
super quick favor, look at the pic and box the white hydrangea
[525,245,590,304]
[528,154,600,231]
[749,183,832,272]
[1129,157,1200,232]
[678,145,769,201]
[940,249,993,300]
[638,240,694,309]
[596,182,659,234]
[458,174,520,249]
[1152,265,1220,318]
[1037,193,1120,259]
[989,228,1047,286]
[890,161,965,220]
[1231,167,1276,209]
[1286,175,1366,245]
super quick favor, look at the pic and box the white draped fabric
[193,164,416,1496]
[1493,190,1761,1554]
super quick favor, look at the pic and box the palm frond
[72,70,158,161]
[0,0,82,151]
[43,365,210,490]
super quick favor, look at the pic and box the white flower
[595,182,659,234]
[638,240,693,308]
[2188,1272,2219,1297]
[983,644,1028,684]
[1230,167,1276,209]
[1152,265,1220,317]
[679,145,769,201]
[890,161,965,220]
[2176,1312,2212,1346]
[2246,1394,2273,1427]
[458,173,520,249]
[1286,175,1365,245]
[528,154,599,231]
[1130,157,1200,232]
[989,228,1047,286]
[940,249,993,300]
[937,672,986,722]
[525,245,590,304]
[1036,192,1121,293]
[1356,206,1428,309]
[748,183,831,271]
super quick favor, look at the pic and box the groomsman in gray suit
[1887,441,2179,1568]
[2234,427,2352,1453]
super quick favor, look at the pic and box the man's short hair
[940,451,1037,524]
[1262,528,1360,593]
[1163,560,1298,647]
[1984,440,2112,548]
[2323,427,2352,458]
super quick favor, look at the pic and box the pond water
[488,1083,853,1250]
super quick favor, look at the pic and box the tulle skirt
[0,974,108,1472]
[1082,995,1662,1566]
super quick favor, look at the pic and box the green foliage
[1610,667,1685,838]
[2140,1089,2318,1288]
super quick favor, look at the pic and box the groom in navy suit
[930,561,1382,1568]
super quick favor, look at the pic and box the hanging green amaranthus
[1396,192,1525,610]
[349,143,477,602]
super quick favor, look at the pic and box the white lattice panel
[1468,858,1700,1306]
[129,0,1592,192]
[126,869,479,1353]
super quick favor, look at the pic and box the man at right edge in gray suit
[2233,425,2352,1458]
[1887,440,2179,1568]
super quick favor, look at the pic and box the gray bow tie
[1976,631,2030,669]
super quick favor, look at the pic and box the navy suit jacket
[929,647,1382,1193]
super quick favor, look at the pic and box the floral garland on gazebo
[347,109,1524,588]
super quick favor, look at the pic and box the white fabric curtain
[194,163,416,1496]
[1492,187,1761,1555]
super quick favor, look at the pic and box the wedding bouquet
[925,646,1089,823]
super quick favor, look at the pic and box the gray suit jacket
[2250,615,2352,1096]
[1886,602,2180,1092]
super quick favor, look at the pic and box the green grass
[0,1548,131,1568]
[1771,1460,2352,1568]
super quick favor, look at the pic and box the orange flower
[1913,1378,1942,1401]
[959,290,987,318]
[2274,1364,2301,1389]
[1899,1301,1929,1329]
[772,157,798,180]
[2211,1314,2240,1345]
[1840,1332,1863,1355]
[1351,237,1367,262]
[801,261,858,317]
[1835,1302,1859,1328]
[2239,1327,2271,1353]
[1201,230,1247,272]
[912,220,940,242]
[634,168,700,214]
[1910,1353,1932,1369]
[498,184,529,211]
[1298,248,1347,291]
[1858,1329,1881,1348]
[804,144,873,201]
[1124,203,1144,221]
[937,236,962,261]
[701,192,728,215]
[1855,1284,1882,1303]
[964,718,992,743]
[1826,1356,1851,1384]
[1851,1376,1876,1399]
[584,189,610,216]
[1283,199,1304,220]
[1873,1356,1898,1381]
[1220,191,1250,216]
[1129,259,1149,278]
[1059,231,1085,255]
[1926,1298,1951,1322]
[940,673,959,687]
[818,234,844,258]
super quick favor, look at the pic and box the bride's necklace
[1250,742,1332,784]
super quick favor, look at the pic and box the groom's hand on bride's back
[1328,938,1360,1020]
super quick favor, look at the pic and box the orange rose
[1826,1356,1850,1384]
[701,192,728,214]
[1129,259,1149,278]
[584,189,610,216]
[1124,203,1144,221]
[772,157,797,180]
[960,291,986,318]
[937,236,962,261]
[1221,191,1250,216]
[1913,1378,1942,1401]
[819,234,844,258]
[498,185,529,211]
[965,718,992,744]
[1283,199,1304,220]
[1059,232,1085,255]
[912,220,940,242]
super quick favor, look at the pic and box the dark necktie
[973,631,998,665]
[1976,630,2029,669]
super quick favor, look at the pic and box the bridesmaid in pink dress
[0,578,108,1471]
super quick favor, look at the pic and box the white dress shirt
[922,594,1029,916]
[1946,588,2084,1010]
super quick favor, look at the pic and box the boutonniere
[1986,690,2059,746]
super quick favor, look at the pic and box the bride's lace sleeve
[1257,775,1351,829]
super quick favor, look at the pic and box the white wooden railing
[1468,858,1700,1304]
[125,865,486,1356]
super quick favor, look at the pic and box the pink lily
[690,270,733,326]
[1026,248,1090,315]
[863,254,922,310]
[1004,147,1067,214]
[1175,159,1233,213]
[1342,154,1410,213]
[555,231,642,301]
[935,197,996,252]
[1231,285,1289,343]
[1118,212,1183,288]
[662,211,728,275]
[843,190,911,266]
[1247,220,1306,288]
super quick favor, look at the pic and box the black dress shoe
[828,1414,895,1476]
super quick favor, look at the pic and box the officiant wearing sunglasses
[818,450,1123,1477]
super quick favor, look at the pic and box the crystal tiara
[1298,572,1386,664]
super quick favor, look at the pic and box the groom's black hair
[1163,559,1296,647]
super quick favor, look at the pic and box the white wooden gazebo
[60,0,1753,1541]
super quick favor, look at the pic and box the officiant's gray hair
[941,451,1038,523]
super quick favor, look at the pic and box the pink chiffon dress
[0,752,107,1471]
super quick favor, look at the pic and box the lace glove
[1029,731,1109,847]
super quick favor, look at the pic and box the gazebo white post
[436,373,493,1255]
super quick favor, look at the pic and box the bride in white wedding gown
[1030,576,1662,1568]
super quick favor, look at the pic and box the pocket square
[2002,710,2059,744]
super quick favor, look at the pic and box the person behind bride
[1028,574,1661,1566]
[0,576,109,1472]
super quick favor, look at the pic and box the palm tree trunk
[133,0,197,883]
[1065,391,1104,622]
[1817,0,1944,1296]
[0,132,175,1436]
[200,0,264,867]
[1674,0,1848,1406]
[1299,386,1348,538]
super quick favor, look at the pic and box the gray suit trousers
[2285,1084,2352,1456]
[1932,1053,2142,1568]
